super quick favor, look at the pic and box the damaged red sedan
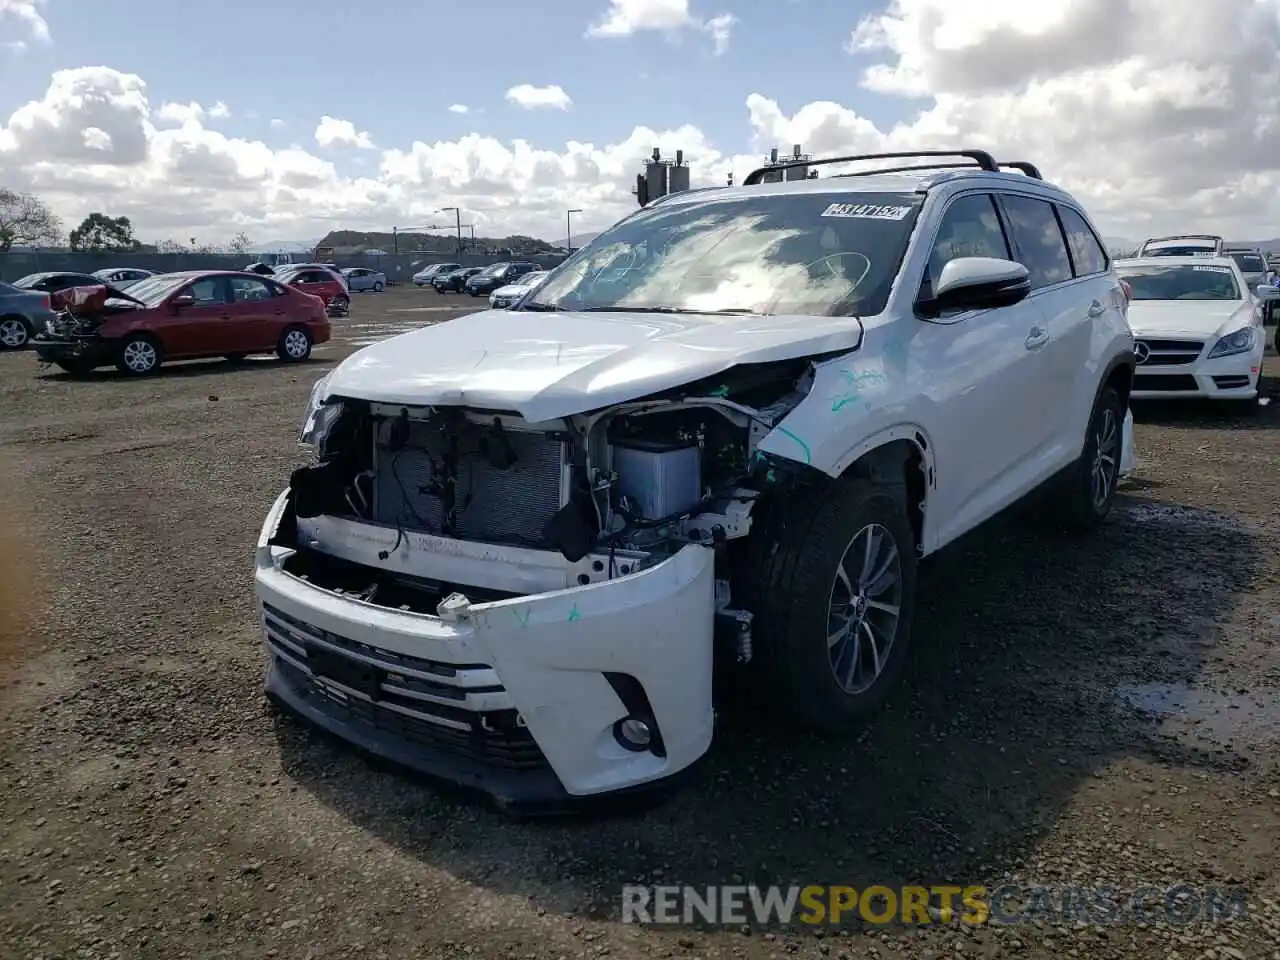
[32,270,331,376]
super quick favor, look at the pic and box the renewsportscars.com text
[621,884,1249,927]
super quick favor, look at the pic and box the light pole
[438,207,463,254]
[566,208,582,253]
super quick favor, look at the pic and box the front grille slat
[265,606,550,773]
[1134,338,1204,367]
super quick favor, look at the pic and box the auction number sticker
[821,202,912,220]
[1192,265,1232,272]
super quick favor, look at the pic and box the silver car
[341,267,387,292]
[0,281,58,349]
[92,267,156,288]
[488,270,548,309]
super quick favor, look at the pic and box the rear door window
[999,195,1073,289]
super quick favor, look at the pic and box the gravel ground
[2,285,1279,960]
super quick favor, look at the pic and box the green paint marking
[512,607,532,628]
[567,604,581,622]
[775,426,811,464]
[710,384,730,397]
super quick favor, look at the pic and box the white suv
[254,150,1137,812]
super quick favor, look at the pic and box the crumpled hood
[323,308,864,421]
[1126,300,1255,340]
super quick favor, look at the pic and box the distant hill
[559,231,601,249]
[316,229,559,257]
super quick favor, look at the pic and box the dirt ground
[2,284,1279,960]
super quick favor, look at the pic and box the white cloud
[6,4,1280,249]
[587,0,737,53]
[448,104,470,115]
[269,118,284,128]
[0,0,49,43]
[505,84,572,111]
[314,115,374,149]
[157,100,231,125]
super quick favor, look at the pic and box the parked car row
[411,260,548,300]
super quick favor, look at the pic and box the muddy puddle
[1117,681,1280,746]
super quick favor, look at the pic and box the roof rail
[1001,161,1042,179]
[741,149,998,186]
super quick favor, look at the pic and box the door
[225,275,280,350]
[290,269,332,300]
[912,191,1053,542]
[997,194,1095,473]
[156,276,232,356]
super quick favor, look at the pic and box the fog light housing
[615,716,652,751]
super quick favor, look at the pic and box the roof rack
[741,149,999,186]
[1001,161,1043,179]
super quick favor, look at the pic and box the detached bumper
[32,335,113,367]
[1131,344,1264,400]
[253,491,716,810]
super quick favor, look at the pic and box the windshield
[118,274,191,305]
[1230,253,1266,273]
[521,191,923,316]
[1143,242,1216,257]
[1118,264,1242,301]
[476,263,507,278]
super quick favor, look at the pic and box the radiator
[372,418,565,546]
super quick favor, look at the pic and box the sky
[1,0,1279,247]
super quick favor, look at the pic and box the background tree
[0,189,63,252]
[156,239,186,254]
[68,213,142,252]
[228,231,253,255]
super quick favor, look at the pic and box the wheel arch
[835,430,932,552]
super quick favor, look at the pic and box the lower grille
[1134,373,1198,392]
[372,417,565,546]
[263,603,549,771]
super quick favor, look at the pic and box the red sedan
[32,270,331,376]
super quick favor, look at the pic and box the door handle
[1087,300,1104,318]
[1025,326,1049,350]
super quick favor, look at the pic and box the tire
[55,359,95,376]
[1053,385,1123,530]
[331,294,350,314]
[0,315,32,350]
[744,477,919,732]
[373,281,384,292]
[277,325,312,362]
[115,334,162,376]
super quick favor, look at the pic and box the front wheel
[277,325,312,362]
[747,478,919,732]
[0,316,32,350]
[115,334,162,376]
[373,281,384,292]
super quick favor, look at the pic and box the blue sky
[0,0,907,154]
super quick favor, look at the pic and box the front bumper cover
[33,334,113,367]
[1131,342,1264,399]
[254,490,716,811]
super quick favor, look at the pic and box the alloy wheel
[122,339,157,373]
[0,318,29,348]
[1090,406,1118,510]
[827,522,904,695]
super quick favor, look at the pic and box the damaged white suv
[254,150,1137,812]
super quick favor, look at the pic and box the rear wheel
[330,294,349,314]
[277,325,312,362]
[1053,385,1123,529]
[0,315,31,349]
[115,334,162,376]
[745,478,919,732]
[373,281,384,292]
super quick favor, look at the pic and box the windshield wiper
[574,306,758,315]
[516,302,562,312]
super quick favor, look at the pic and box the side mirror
[170,293,195,311]
[920,257,1031,317]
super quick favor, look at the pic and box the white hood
[322,308,864,421]
[1126,300,1254,340]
